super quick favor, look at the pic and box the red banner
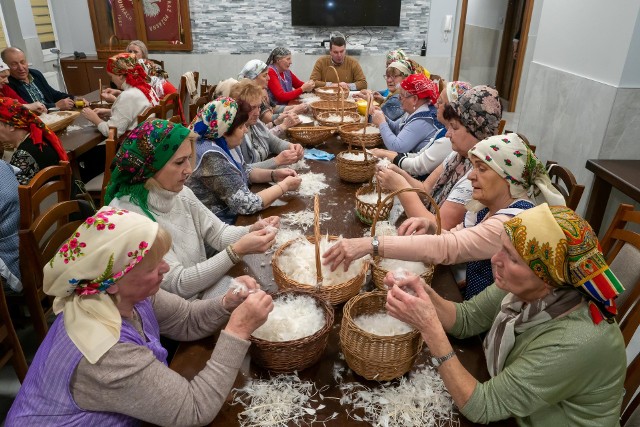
[110,0,137,41]
[142,0,181,43]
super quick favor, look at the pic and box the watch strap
[432,350,456,367]
[372,235,379,257]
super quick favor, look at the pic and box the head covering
[239,59,268,80]
[0,97,68,161]
[190,97,238,141]
[386,49,407,64]
[400,73,439,105]
[387,60,412,77]
[450,85,502,140]
[445,81,472,103]
[44,207,160,363]
[127,40,149,59]
[106,53,158,104]
[104,119,191,220]
[465,133,566,212]
[0,61,9,73]
[266,47,291,66]
[504,204,624,323]
[406,58,431,79]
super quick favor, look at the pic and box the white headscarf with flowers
[44,207,159,363]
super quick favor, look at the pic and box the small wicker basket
[370,187,441,290]
[336,139,377,183]
[338,123,382,148]
[340,290,423,381]
[315,110,361,127]
[314,86,349,101]
[249,290,334,372]
[355,180,393,225]
[309,100,358,119]
[287,126,336,146]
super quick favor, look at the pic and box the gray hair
[266,47,291,66]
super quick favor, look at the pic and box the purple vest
[268,65,293,105]
[6,298,168,426]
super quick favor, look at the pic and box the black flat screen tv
[291,0,401,27]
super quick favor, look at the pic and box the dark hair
[226,98,251,136]
[442,104,460,122]
[329,32,346,49]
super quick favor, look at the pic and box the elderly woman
[106,119,277,300]
[230,79,303,169]
[186,98,301,224]
[6,207,274,425]
[265,47,315,105]
[367,60,413,121]
[385,204,625,425]
[82,53,159,138]
[376,85,502,230]
[0,97,68,185]
[0,61,46,114]
[324,133,566,299]
[372,80,471,177]
[371,73,441,154]
[0,160,20,293]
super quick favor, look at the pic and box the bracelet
[271,170,276,182]
[226,245,241,264]
[276,183,285,196]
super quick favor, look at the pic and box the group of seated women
[2,44,628,427]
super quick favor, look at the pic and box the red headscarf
[400,74,439,105]
[0,97,68,161]
[106,53,158,105]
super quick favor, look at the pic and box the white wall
[50,0,96,57]
[620,11,640,87]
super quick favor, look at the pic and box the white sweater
[97,83,152,137]
[110,185,249,300]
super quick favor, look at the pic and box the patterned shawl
[107,53,158,105]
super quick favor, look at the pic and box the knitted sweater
[310,56,367,90]
[0,161,21,292]
[109,185,248,300]
[97,83,152,137]
[239,121,291,169]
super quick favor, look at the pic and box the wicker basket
[370,187,441,290]
[338,123,382,148]
[309,100,358,119]
[249,290,334,372]
[355,180,393,225]
[315,110,361,127]
[272,196,368,305]
[43,111,81,133]
[336,139,377,183]
[287,126,336,146]
[314,86,349,101]
[340,291,423,381]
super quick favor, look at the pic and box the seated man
[2,47,74,110]
[310,32,367,91]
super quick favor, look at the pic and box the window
[30,0,57,50]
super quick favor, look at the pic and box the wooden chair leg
[1,284,29,383]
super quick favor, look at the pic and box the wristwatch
[431,350,456,368]
[371,235,379,257]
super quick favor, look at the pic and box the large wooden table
[166,135,515,426]
[584,160,640,234]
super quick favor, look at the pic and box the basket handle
[313,195,323,287]
[370,187,442,237]
[328,66,345,122]
[109,34,120,51]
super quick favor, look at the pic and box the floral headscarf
[190,97,238,141]
[386,49,407,64]
[266,47,291,66]
[0,61,8,72]
[466,133,566,212]
[104,119,191,220]
[0,97,68,161]
[107,53,158,104]
[239,59,268,80]
[445,81,472,103]
[44,207,160,363]
[451,85,502,140]
[387,60,412,77]
[400,73,439,105]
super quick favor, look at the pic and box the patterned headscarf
[504,204,624,324]
[451,85,502,141]
[266,47,291,66]
[387,60,412,77]
[0,61,8,72]
[107,53,158,104]
[239,59,268,80]
[466,133,566,212]
[104,119,191,220]
[386,49,407,64]
[406,58,431,79]
[190,97,238,141]
[0,97,68,161]
[400,73,439,105]
[44,207,160,363]
[445,81,472,103]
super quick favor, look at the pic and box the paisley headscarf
[400,73,439,105]
[104,119,191,220]
[107,53,158,105]
[386,49,407,64]
[0,97,68,161]
[445,81,472,103]
[239,59,268,80]
[266,47,291,66]
[44,207,160,363]
[450,85,502,141]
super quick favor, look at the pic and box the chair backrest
[148,58,165,70]
[545,160,585,211]
[160,92,180,120]
[179,71,199,124]
[137,104,163,124]
[0,277,29,383]
[515,132,536,153]
[100,127,119,205]
[18,161,73,229]
[497,119,506,134]
[189,95,210,123]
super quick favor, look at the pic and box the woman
[385,204,625,425]
[324,133,566,299]
[81,53,159,138]
[371,80,471,177]
[106,119,277,300]
[0,159,21,293]
[265,47,315,105]
[0,61,46,114]
[372,73,440,154]
[376,85,502,230]
[230,79,303,169]
[6,207,274,425]
[0,97,68,185]
[357,60,412,121]
[186,98,301,224]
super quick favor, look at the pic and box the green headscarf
[104,119,191,220]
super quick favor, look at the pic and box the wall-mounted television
[291,0,401,27]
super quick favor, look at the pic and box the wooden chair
[545,160,585,210]
[179,71,200,125]
[189,96,210,123]
[137,104,163,124]
[160,92,180,120]
[148,58,165,70]
[0,277,29,383]
[14,200,91,341]
[516,132,536,153]
[84,127,118,207]
[18,161,72,229]
[497,119,506,134]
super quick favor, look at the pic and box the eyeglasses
[398,93,416,100]
[383,74,402,80]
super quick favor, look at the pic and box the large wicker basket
[249,290,334,372]
[338,123,382,148]
[314,86,349,101]
[315,110,361,127]
[336,139,377,183]
[355,180,393,225]
[309,100,358,119]
[287,126,336,146]
[340,291,423,381]
[370,187,441,290]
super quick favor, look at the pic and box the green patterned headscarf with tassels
[104,119,191,220]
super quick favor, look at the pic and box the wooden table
[166,136,515,426]
[584,160,640,234]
